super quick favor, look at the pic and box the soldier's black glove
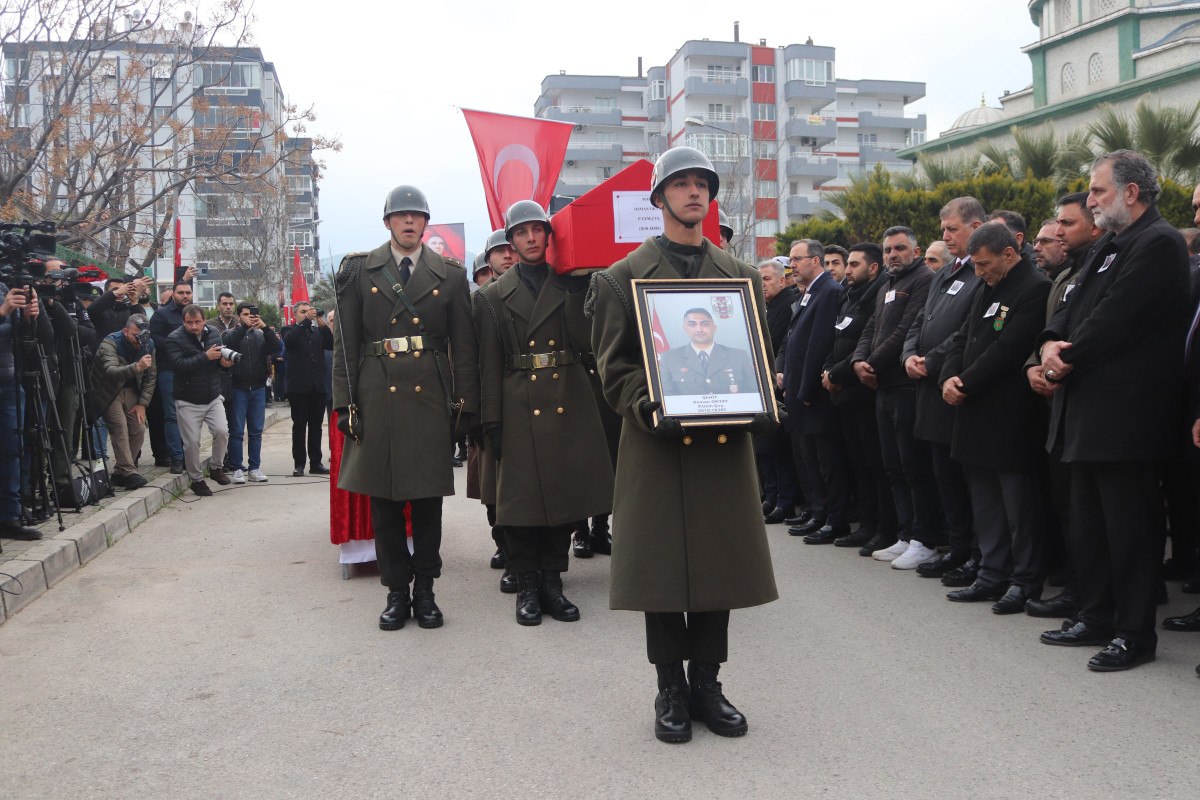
[484,423,502,461]
[454,411,475,444]
[747,412,778,435]
[336,407,361,443]
[467,423,485,448]
[639,399,684,439]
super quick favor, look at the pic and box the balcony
[682,69,749,98]
[783,80,837,105]
[542,105,623,126]
[554,179,599,198]
[785,194,836,218]
[647,98,666,122]
[685,113,750,136]
[784,115,838,144]
[565,142,623,162]
[859,144,907,165]
[857,110,927,130]
[785,154,839,181]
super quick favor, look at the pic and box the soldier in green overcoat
[332,185,479,632]
[589,147,779,744]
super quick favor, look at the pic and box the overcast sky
[246,0,1038,267]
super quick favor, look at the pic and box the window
[287,230,312,248]
[857,133,878,146]
[1057,0,1072,29]
[754,140,776,159]
[196,193,254,223]
[705,64,734,83]
[195,281,216,304]
[684,132,741,161]
[1093,0,1118,14]
[289,203,312,224]
[707,103,734,120]
[752,103,776,121]
[786,58,834,86]
[594,96,616,109]
[906,130,927,147]
[757,179,778,198]
[1088,53,1103,85]
[4,57,28,82]
[649,80,666,100]
[288,176,312,193]
[195,62,261,90]
[757,218,780,236]
[597,166,614,180]
[752,64,775,83]
[1061,62,1076,93]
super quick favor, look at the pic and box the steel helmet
[504,200,553,240]
[472,252,490,277]
[483,228,511,257]
[382,185,430,221]
[718,208,734,239]
[650,146,720,204]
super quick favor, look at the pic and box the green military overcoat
[332,242,479,501]
[590,238,779,613]
[476,265,614,527]
[471,285,498,506]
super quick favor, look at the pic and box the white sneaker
[872,540,910,562]
[891,541,937,570]
[248,468,269,483]
[232,469,246,484]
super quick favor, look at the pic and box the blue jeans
[157,371,184,462]
[228,387,266,470]
[0,380,23,520]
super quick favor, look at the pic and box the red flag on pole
[651,302,670,359]
[290,246,310,303]
[461,109,573,229]
[174,217,182,269]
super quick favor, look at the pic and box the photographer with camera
[0,279,53,541]
[89,275,150,339]
[281,301,332,476]
[148,270,196,473]
[223,302,277,483]
[161,304,232,497]
[90,315,155,491]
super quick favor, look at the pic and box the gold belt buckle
[385,337,409,354]
[411,335,424,351]
[533,352,552,369]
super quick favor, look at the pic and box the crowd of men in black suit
[760,149,1200,675]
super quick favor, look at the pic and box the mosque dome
[948,96,1006,132]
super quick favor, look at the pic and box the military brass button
[533,409,541,416]
[412,317,420,325]
[682,435,693,446]
[552,373,559,379]
[413,351,421,358]
[556,407,564,414]
[415,386,422,393]
[717,434,728,444]
[705,378,712,384]
[389,353,396,359]
[391,318,397,325]
[371,287,379,294]
[530,374,537,381]
[548,339,555,346]
[389,386,396,393]
[529,340,536,347]
[432,289,439,296]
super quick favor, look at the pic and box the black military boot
[500,569,518,594]
[411,575,444,629]
[516,571,542,626]
[572,521,593,558]
[687,661,748,737]
[490,544,506,569]
[379,589,410,631]
[591,515,612,555]
[654,662,692,743]
[539,571,581,621]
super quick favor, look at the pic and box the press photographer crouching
[90,315,156,491]
[222,302,278,483]
[162,304,232,497]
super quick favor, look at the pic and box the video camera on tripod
[0,220,56,285]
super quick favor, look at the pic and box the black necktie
[699,351,709,374]
[400,257,412,287]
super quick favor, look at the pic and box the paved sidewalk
[0,405,288,623]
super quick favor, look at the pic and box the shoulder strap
[588,270,635,324]
[476,288,517,357]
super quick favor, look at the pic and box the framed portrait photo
[632,278,779,428]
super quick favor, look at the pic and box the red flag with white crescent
[462,108,573,229]
[651,303,670,358]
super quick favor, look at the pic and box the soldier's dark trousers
[931,441,975,556]
[288,392,326,468]
[486,503,504,549]
[505,524,571,573]
[644,611,729,664]
[371,496,443,591]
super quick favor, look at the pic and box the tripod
[63,327,112,506]
[12,302,69,531]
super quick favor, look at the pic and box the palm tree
[1088,99,1200,182]
[918,155,975,186]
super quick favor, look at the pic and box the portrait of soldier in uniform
[657,307,759,398]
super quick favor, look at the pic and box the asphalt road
[2,421,1199,798]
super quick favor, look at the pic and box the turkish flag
[290,246,309,307]
[651,303,670,358]
[462,109,573,229]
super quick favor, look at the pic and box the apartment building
[535,35,926,259]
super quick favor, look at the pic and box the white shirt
[390,242,422,268]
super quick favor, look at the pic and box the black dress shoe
[915,551,966,578]
[783,513,812,527]
[309,464,331,475]
[859,532,891,557]
[379,589,410,630]
[411,575,443,629]
[763,507,789,525]
[787,518,826,536]
[190,480,212,497]
[572,526,593,558]
[499,570,518,594]
[1162,606,1200,632]
[1040,620,1114,647]
[538,571,580,622]
[0,519,42,540]
[947,580,1007,603]
[515,571,542,626]
[153,457,171,467]
[762,500,774,514]
[834,528,874,548]
[803,525,847,545]
[169,461,184,474]
[992,585,1038,615]
[1087,638,1156,672]
[124,474,148,490]
[490,547,506,569]
[591,516,612,555]
[687,661,747,737]
[292,468,304,477]
[654,663,692,744]
[1026,589,1082,619]
[941,558,980,587]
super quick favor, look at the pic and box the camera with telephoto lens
[0,220,56,285]
[220,346,242,364]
